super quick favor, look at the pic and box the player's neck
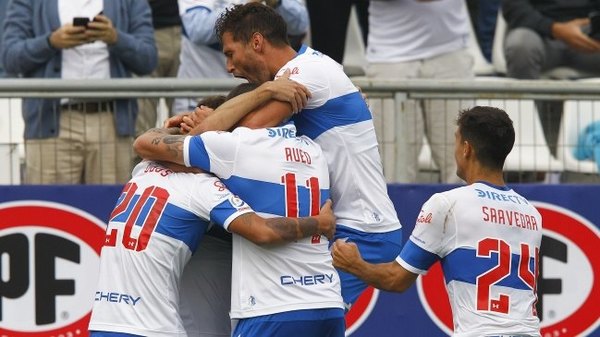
[465,165,505,187]
[268,45,298,77]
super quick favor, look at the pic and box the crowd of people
[3,0,600,335]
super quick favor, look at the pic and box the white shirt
[88,161,253,336]
[397,182,542,337]
[276,45,401,234]
[58,0,110,80]
[367,0,470,63]
[184,124,344,318]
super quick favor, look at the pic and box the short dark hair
[456,106,515,170]
[226,83,260,101]
[196,95,227,110]
[215,3,289,46]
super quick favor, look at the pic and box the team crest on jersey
[416,202,600,337]
[229,195,247,209]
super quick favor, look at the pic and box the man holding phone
[2,0,157,185]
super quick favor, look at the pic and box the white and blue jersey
[276,45,403,307]
[276,45,400,234]
[397,182,542,337]
[183,123,344,319]
[88,161,253,337]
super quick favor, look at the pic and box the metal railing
[0,78,599,185]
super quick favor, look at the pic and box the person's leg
[367,62,423,183]
[25,109,85,184]
[85,107,133,184]
[306,0,351,63]
[421,48,474,184]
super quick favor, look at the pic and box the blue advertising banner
[0,184,598,337]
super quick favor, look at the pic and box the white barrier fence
[0,78,599,184]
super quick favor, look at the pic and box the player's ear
[251,32,264,51]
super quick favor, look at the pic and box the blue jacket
[574,120,600,171]
[1,0,158,138]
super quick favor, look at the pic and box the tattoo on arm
[265,217,319,241]
[145,128,185,160]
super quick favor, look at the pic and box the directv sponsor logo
[95,291,141,306]
[280,273,334,286]
[475,188,529,204]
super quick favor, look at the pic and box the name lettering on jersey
[95,291,141,306]
[284,147,312,164]
[144,163,173,177]
[475,189,529,205]
[267,127,296,139]
[280,273,334,286]
[481,206,539,230]
[417,211,433,224]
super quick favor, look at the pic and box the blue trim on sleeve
[293,92,372,139]
[399,240,440,271]
[154,203,210,252]
[187,136,211,171]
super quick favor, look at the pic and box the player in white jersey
[332,106,542,337]
[134,89,345,336]
[174,0,308,113]
[167,2,403,310]
[88,160,336,337]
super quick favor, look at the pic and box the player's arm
[190,70,308,134]
[133,127,187,165]
[229,200,335,245]
[332,240,419,292]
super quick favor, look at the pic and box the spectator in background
[306,0,369,64]
[0,0,8,77]
[173,0,309,114]
[503,0,600,157]
[1,0,157,185]
[574,120,600,172]
[366,0,474,184]
[466,0,500,62]
[136,0,182,137]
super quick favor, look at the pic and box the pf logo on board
[0,201,106,337]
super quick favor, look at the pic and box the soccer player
[332,106,542,337]
[172,2,403,310]
[134,86,345,337]
[88,159,336,337]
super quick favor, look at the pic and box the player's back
[89,161,229,337]
[438,182,542,337]
[184,123,343,318]
[278,45,400,234]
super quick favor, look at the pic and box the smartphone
[72,17,90,27]
[589,11,600,40]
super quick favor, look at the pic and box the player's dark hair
[196,95,227,110]
[456,106,515,170]
[226,83,260,101]
[215,3,289,47]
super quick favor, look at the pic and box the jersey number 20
[105,182,170,251]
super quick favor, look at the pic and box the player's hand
[316,199,336,240]
[331,239,363,273]
[266,69,311,113]
[163,113,187,128]
[184,106,215,135]
[552,18,600,53]
[48,24,89,49]
[85,15,118,45]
